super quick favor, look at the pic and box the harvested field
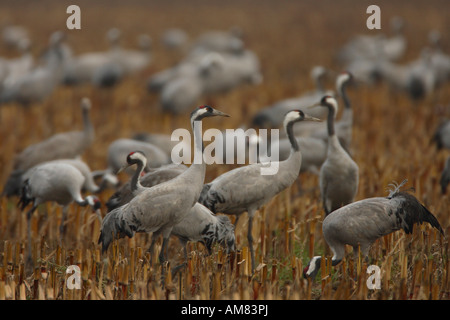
[0,0,449,303]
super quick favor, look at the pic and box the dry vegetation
[0,0,449,301]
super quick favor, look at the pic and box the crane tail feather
[98,209,134,253]
[393,191,444,235]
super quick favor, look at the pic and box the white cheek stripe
[307,256,321,275]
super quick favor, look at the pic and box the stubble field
[0,0,449,301]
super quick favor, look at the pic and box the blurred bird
[1,22,29,50]
[433,119,450,150]
[3,97,95,196]
[19,161,101,264]
[0,31,68,106]
[104,138,170,175]
[251,66,332,129]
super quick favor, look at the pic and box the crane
[3,97,95,197]
[18,161,101,265]
[98,106,230,277]
[313,95,359,215]
[114,151,235,274]
[199,110,321,271]
[303,180,444,280]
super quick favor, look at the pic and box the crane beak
[212,109,230,117]
[116,164,131,175]
[304,115,322,122]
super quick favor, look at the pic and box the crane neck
[192,119,205,164]
[285,121,299,152]
[327,106,336,137]
[130,161,145,193]
[340,84,351,110]
[82,108,95,142]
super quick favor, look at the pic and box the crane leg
[59,206,69,244]
[159,236,171,287]
[147,232,160,266]
[172,241,189,277]
[25,204,37,269]
[247,210,256,273]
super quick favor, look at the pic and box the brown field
[0,0,449,301]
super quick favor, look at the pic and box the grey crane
[440,156,450,194]
[251,66,332,129]
[104,138,170,176]
[21,158,102,195]
[267,136,327,174]
[132,131,191,158]
[159,52,225,114]
[149,202,236,275]
[63,28,122,86]
[336,17,406,65]
[110,151,235,274]
[188,28,244,57]
[433,119,450,150]
[303,180,444,280]
[3,97,95,197]
[201,50,262,96]
[1,22,29,50]
[105,152,188,212]
[307,72,354,153]
[271,72,355,170]
[113,34,152,76]
[92,32,152,88]
[18,161,101,265]
[313,95,359,215]
[0,31,67,106]
[161,28,189,51]
[199,110,321,272]
[0,38,34,88]
[98,106,230,273]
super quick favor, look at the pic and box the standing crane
[307,72,354,153]
[18,162,101,265]
[251,66,332,129]
[3,97,95,197]
[98,106,230,277]
[199,110,321,272]
[114,151,235,274]
[313,95,359,215]
[303,180,444,280]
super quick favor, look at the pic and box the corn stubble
[0,0,449,300]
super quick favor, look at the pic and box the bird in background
[18,161,101,266]
[199,109,321,272]
[303,179,444,280]
[3,97,95,197]
[311,95,359,216]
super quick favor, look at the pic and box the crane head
[336,71,353,92]
[283,110,321,129]
[191,105,230,122]
[126,150,147,167]
[303,256,322,279]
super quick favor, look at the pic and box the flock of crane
[0,18,449,284]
